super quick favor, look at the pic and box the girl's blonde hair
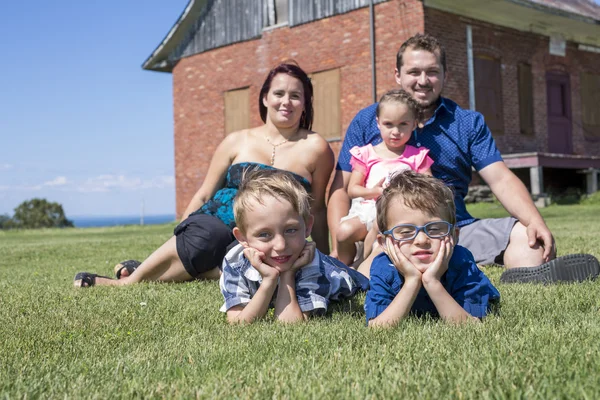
[376,89,421,121]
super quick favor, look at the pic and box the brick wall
[172,2,600,217]
[424,7,600,157]
[172,0,424,217]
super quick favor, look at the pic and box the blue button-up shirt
[337,98,503,227]
[364,245,500,322]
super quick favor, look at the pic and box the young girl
[336,89,433,266]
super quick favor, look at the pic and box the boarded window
[224,88,250,135]
[581,73,600,140]
[474,55,504,135]
[310,68,341,141]
[266,0,289,26]
[275,0,289,24]
[518,63,534,135]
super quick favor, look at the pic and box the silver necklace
[264,136,288,165]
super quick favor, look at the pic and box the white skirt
[340,197,377,231]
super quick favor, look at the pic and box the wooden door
[546,72,572,154]
[475,56,504,135]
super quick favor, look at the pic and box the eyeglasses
[381,221,453,242]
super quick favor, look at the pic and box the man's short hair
[396,33,447,73]
[234,169,312,233]
[376,170,456,232]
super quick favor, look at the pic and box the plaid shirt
[220,244,369,314]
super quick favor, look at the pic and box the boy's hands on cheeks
[243,247,279,281]
[288,241,316,273]
[422,236,454,285]
[383,236,422,282]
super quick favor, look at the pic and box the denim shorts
[174,214,235,277]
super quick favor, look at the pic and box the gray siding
[290,0,388,26]
[169,0,389,62]
[171,0,265,62]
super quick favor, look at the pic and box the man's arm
[478,161,554,260]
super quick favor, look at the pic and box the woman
[74,62,334,287]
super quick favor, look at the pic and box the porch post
[585,169,598,194]
[530,166,547,207]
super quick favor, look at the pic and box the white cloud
[1,174,174,194]
[77,174,174,193]
[0,164,12,171]
[43,176,69,186]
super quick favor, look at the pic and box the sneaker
[500,254,600,284]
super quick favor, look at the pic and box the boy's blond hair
[234,169,312,233]
[376,170,456,231]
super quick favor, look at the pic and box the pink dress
[340,144,433,231]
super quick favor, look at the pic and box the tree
[12,198,74,229]
[0,214,12,230]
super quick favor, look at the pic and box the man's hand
[525,219,556,262]
[289,241,316,273]
[422,236,453,284]
[243,247,279,281]
[382,236,422,281]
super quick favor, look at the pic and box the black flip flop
[74,272,112,287]
[114,260,141,279]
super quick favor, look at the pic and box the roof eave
[142,0,208,73]
[505,0,600,25]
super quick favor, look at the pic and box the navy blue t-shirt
[364,245,500,322]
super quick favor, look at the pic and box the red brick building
[143,0,600,217]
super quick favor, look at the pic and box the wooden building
[143,0,600,217]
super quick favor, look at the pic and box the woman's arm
[180,132,240,221]
[307,136,334,254]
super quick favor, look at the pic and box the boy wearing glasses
[365,171,499,327]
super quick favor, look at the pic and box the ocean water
[71,214,176,228]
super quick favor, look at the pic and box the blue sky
[1,0,189,217]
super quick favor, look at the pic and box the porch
[503,152,600,206]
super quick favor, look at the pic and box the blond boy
[220,169,368,324]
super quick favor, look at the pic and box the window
[223,88,250,135]
[518,63,534,135]
[266,0,288,26]
[581,73,600,140]
[474,55,504,135]
[310,68,341,141]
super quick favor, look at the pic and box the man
[328,33,599,283]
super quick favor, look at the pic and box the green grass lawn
[1,203,599,398]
